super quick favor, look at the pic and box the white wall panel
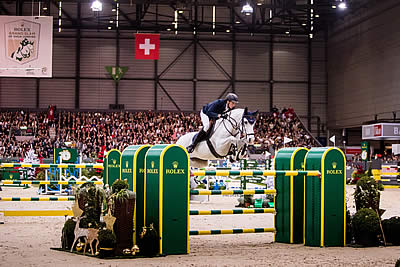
[273,83,307,116]
[236,82,270,112]
[274,43,307,81]
[119,80,154,110]
[0,78,36,108]
[80,39,116,78]
[312,61,326,84]
[120,39,154,79]
[312,84,327,124]
[236,42,269,81]
[198,41,232,80]
[158,40,193,79]
[196,82,230,110]
[53,38,76,77]
[39,79,75,109]
[157,81,193,111]
[80,79,115,109]
[312,41,325,61]
[328,3,400,128]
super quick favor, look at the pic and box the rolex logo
[151,161,155,168]
[113,159,117,164]
[126,161,129,168]
[332,162,337,169]
[173,161,178,169]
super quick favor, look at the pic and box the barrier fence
[1,180,103,185]
[189,228,276,235]
[0,197,75,201]
[191,170,320,177]
[0,163,104,169]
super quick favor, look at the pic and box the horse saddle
[191,123,235,159]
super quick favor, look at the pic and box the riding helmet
[225,93,239,103]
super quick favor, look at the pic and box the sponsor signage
[362,123,400,140]
[0,16,53,77]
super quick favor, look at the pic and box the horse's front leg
[222,136,239,156]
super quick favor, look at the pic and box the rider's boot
[186,129,207,153]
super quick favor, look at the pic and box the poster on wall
[0,16,53,77]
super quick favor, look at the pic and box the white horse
[176,108,257,168]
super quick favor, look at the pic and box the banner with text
[0,16,53,77]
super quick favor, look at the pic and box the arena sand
[1,185,400,267]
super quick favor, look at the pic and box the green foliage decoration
[352,208,380,246]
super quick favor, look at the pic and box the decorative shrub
[138,224,159,256]
[244,194,253,205]
[112,179,129,194]
[350,165,365,184]
[196,183,206,189]
[353,176,381,212]
[352,208,380,246]
[75,182,106,226]
[61,218,76,249]
[98,229,117,248]
[382,216,400,245]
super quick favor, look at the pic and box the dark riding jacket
[202,99,227,119]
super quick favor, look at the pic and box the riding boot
[186,129,207,153]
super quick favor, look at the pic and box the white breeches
[200,110,210,131]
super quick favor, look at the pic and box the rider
[186,93,239,153]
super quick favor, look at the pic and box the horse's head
[20,38,34,58]
[242,107,258,144]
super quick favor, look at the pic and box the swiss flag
[135,33,160,60]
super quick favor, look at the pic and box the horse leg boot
[186,129,207,153]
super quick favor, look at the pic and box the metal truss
[0,0,377,36]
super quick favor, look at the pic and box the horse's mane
[226,108,244,118]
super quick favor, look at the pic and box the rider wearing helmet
[186,93,239,153]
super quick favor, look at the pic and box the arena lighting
[338,2,347,9]
[58,1,62,32]
[91,0,102,12]
[241,3,253,16]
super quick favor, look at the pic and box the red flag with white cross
[135,33,160,60]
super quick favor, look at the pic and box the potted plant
[61,218,76,250]
[110,180,136,255]
[75,182,106,225]
[352,208,380,246]
[382,216,400,245]
[353,176,382,212]
[244,194,253,208]
[98,229,117,257]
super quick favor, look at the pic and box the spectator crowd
[0,107,319,160]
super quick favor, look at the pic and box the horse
[176,108,257,169]
[11,38,34,62]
